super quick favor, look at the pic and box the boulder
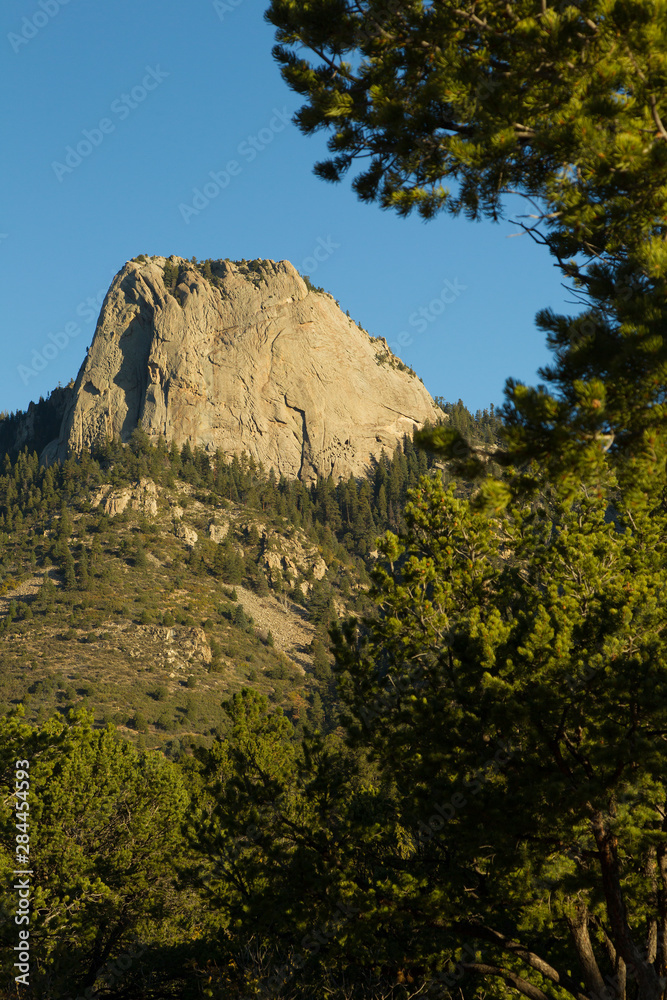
[208,521,229,543]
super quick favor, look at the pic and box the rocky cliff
[45,256,441,481]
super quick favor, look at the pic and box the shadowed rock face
[46,256,441,482]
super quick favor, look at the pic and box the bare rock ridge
[46,256,441,481]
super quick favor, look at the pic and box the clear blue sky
[1,0,572,419]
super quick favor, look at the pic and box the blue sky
[1,0,573,419]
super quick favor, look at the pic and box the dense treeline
[0,387,71,462]
[433,398,503,447]
[0,396,494,563]
[2,457,667,1000]
[12,400,646,1000]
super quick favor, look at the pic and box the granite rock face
[47,256,441,482]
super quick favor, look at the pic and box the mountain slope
[0,429,450,749]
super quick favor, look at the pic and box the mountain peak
[44,255,440,481]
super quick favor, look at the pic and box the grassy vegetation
[0,404,496,750]
[0,457,349,749]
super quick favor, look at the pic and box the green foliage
[0,712,190,997]
[301,272,326,294]
[62,548,76,591]
[253,569,270,596]
[161,258,180,290]
[214,541,246,583]
[76,548,89,590]
[307,578,336,629]
[328,469,667,998]
[266,0,667,496]
[0,408,543,995]
[434,397,503,447]
[232,602,249,631]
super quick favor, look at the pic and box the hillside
[0,396,507,999]
[0,426,460,751]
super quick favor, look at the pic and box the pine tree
[267,0,667,493]
[307,580,335,630]
[63,548,76,591]
[214,542,245,584]
[77,549,90,591]
[327,468,667,1000]
[0,712,189,995]
[232,602,248,631]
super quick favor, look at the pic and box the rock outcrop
[90,477,158,517]
[45,255,441,482]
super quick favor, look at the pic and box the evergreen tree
[307,579,335,630]
[214,542,245,584]
[328,469,667,999]
[76,549,90,591]
[134,541,148,569]
[0,711,190,997]
[63,547,76,591]
[232,602,249,631]
[40,574,56,610]
[266,0,667,493]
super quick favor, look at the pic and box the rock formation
[45,255,441,482]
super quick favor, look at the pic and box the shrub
[130,712,148,732]
[232,603,249,631]
[266,659,292,681]
[149,686,168,702]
